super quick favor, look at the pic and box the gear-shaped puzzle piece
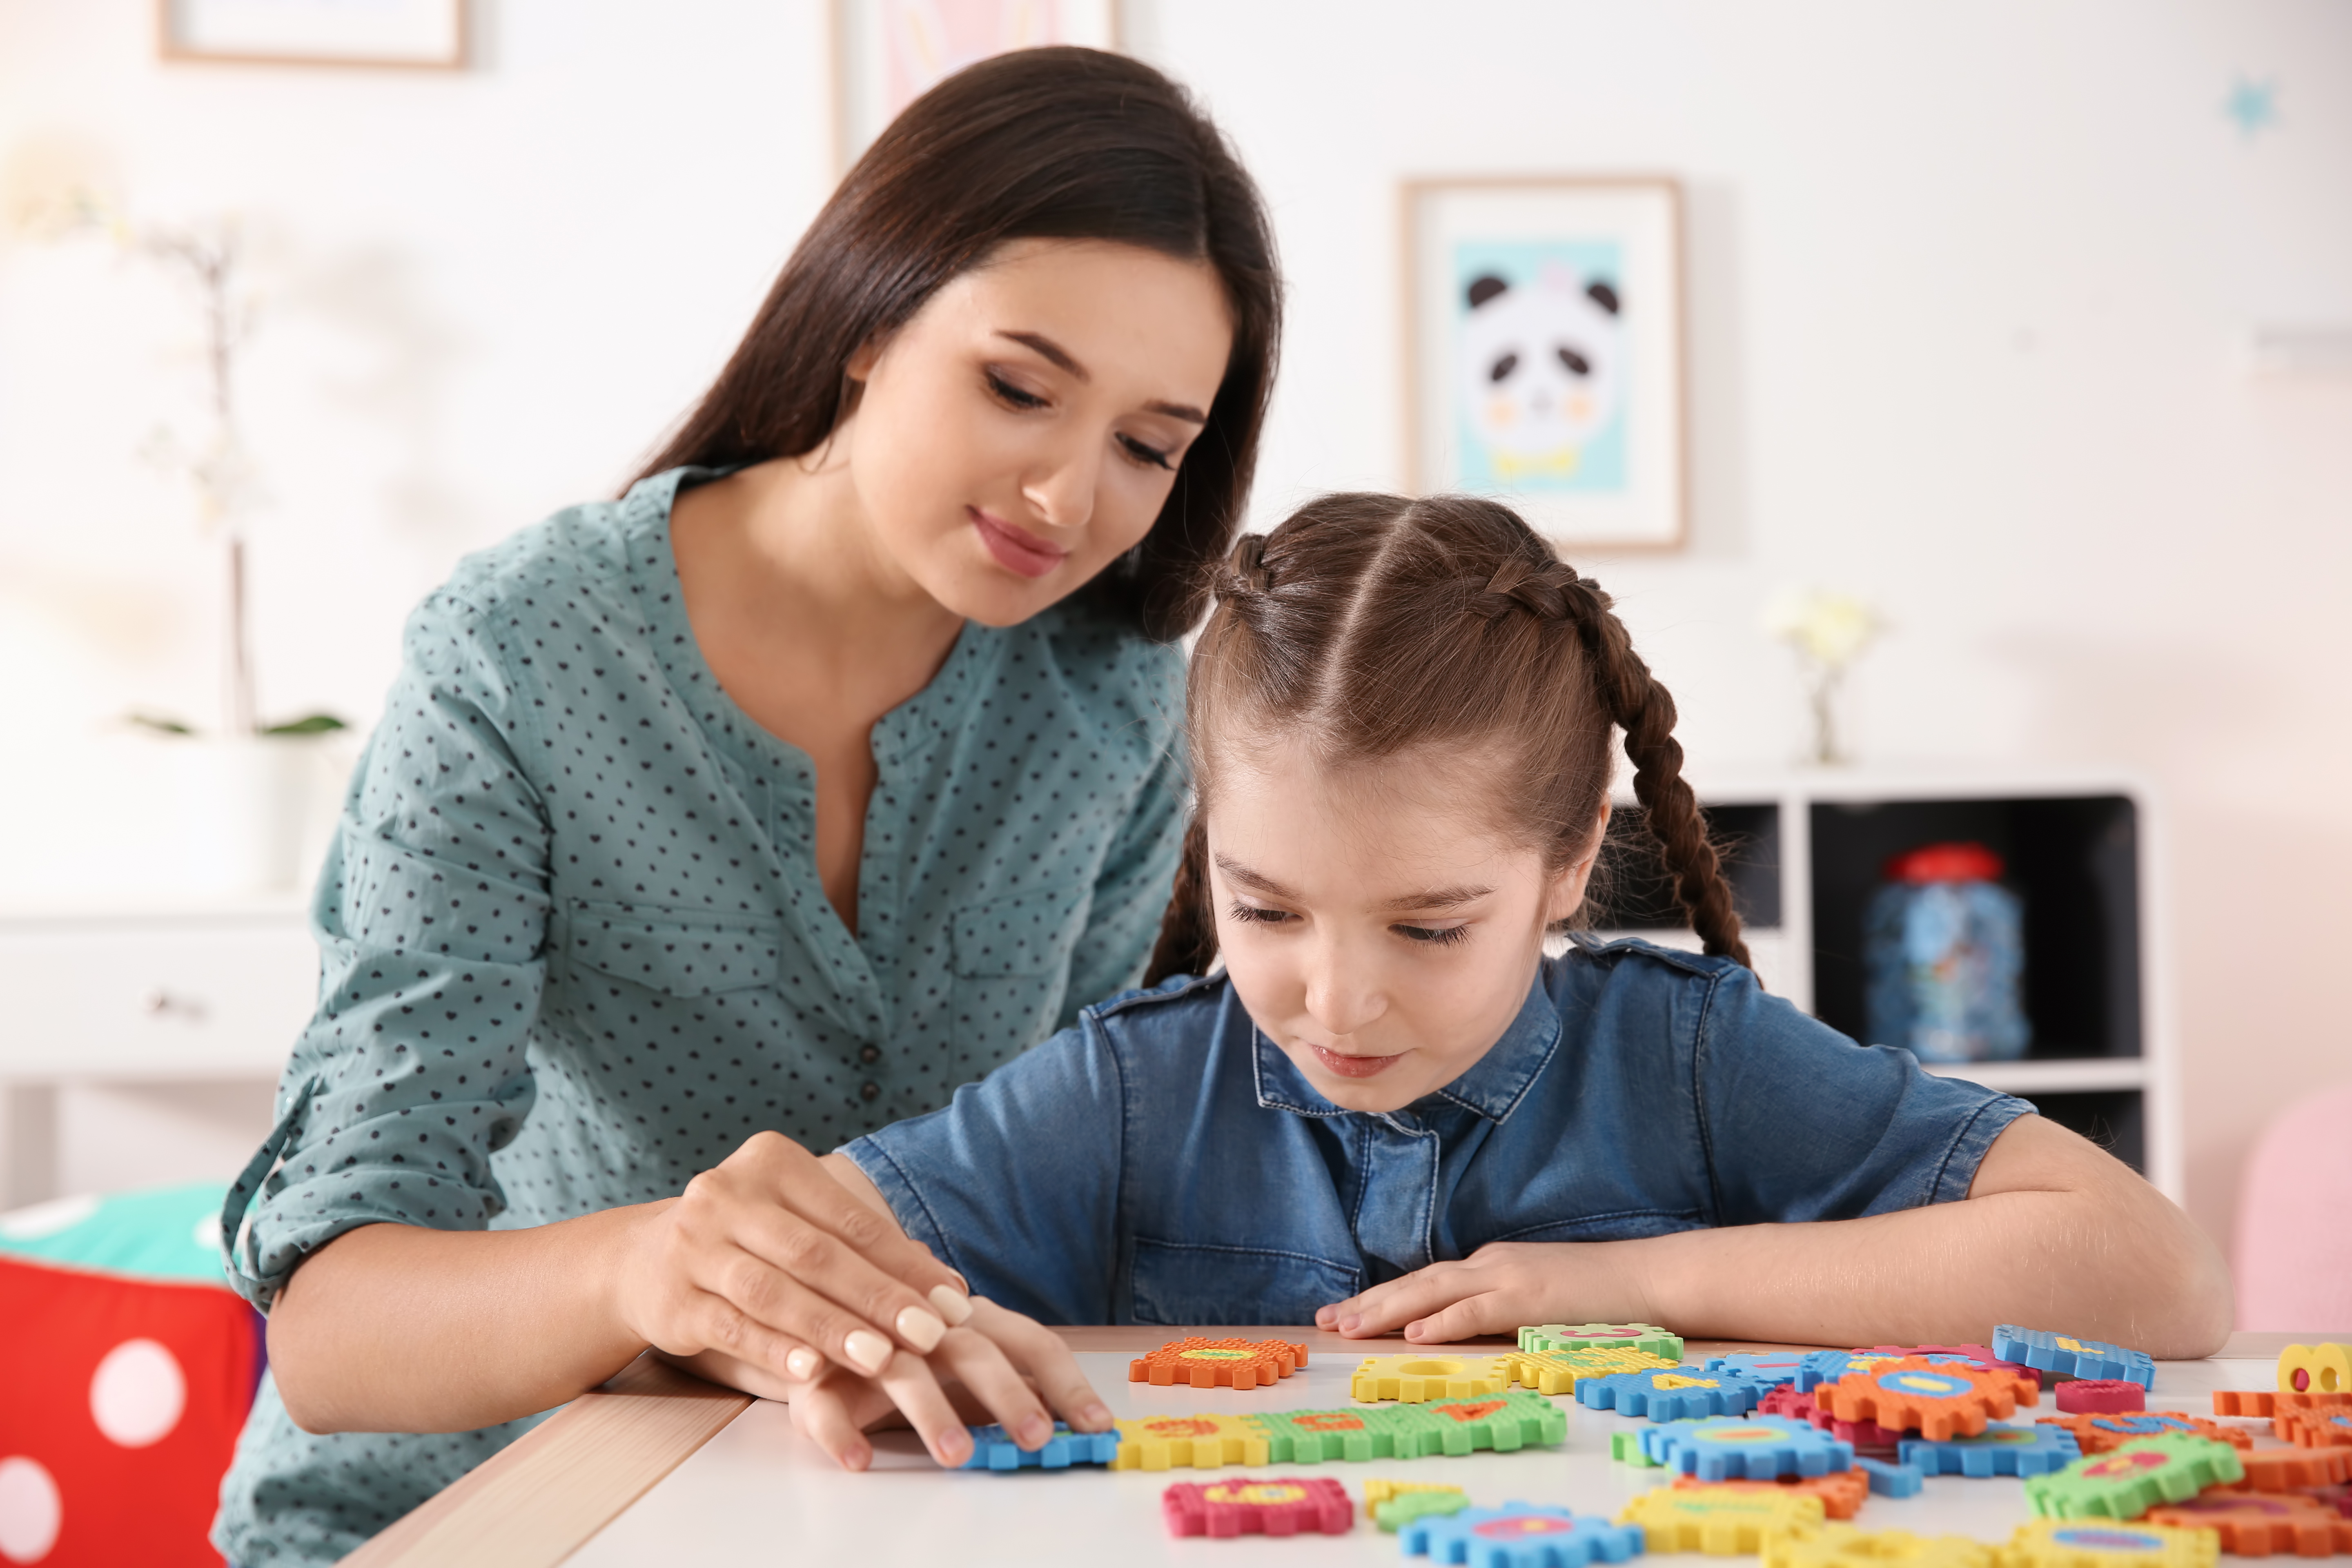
[1856,1343,2039,1386]
[1162,1475,1352,1538]
[1130,1336,1307,1390]
[1508,1347,1680,1395]
[2217,1447,2352,1492]
[2211,1389,2352,1417]
[1643,1416,1857,1480]
[1352,1353,1515,1403]
[1256,1405,1385,1464]
[1761,1523,2002,1568]
[1109,1412,1270,1472]
[1406,1503,1646,1567]
[959,1420,1121,1471]
[1704,1352,1812,1388]
[1617,1485,1825,1552]
[1579,1367,1771,1422]
[2145,1492,2352,1556]
[2058,1382,2147,1415]
[1366,1478,1470,1530]
[2002,1520,2220,1568]
[2025,1434,2246,1520]
[2283,1409,2352,1449]
[1670,1468,1868,1520]
[1815,1356,2032,1441]
[2037,1412,2250,1454]
[1519,1322,1686,1360]
[1383,1391,1568,1459]
[1994,1327,2158,1391]
[1898,1423,2081,1477]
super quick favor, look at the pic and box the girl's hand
[1314,1241,1637,1341]
[614,1131,976,1390]
[777,1298,1114,1470]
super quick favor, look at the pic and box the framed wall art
[159,0,467,69]
[1403,176,1686,550]
[833,0,1118,171]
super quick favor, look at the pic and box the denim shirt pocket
[561,900,784,996]
[1129,1236,1363,1327]
[949,883,1089,1056]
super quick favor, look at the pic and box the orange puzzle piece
[1815,1355,2031,1441]
[2216,1391,2352,1418]
[2038,1412,2254,1454]
[1672,1467,1872,1519]
[2212,1448,2352,1494]
[1129,1337,1308,1390]
[2280,1409,2352,1450]
[2145,1492,2352,1556]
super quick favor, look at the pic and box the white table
[554,1341,2278,1568]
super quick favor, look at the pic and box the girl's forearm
[267,1204,666,1435]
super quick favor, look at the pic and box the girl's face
[840,238,1234,625]
[1207,739,1605,1115]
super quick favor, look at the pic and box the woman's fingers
[961,1299,1114,1431]
[757,1137,972,1314]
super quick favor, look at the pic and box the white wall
[2,0,2347,1258]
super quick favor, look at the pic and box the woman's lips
[971,508,1068,579]
[1310,1042,1405,1079]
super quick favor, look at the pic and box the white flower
[1765,588,1882,670]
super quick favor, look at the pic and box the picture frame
[1403,176,1686,551]
[159,0,468,69]
[832,0,1118,173]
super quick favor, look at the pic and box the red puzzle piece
[1163,1476,1353,1537]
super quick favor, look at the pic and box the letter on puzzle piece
[1161,1475,1352,1538]
[1579,1367,1771,1422]
[2278,1344,2352,1397]
[1992,1327,2158,1391]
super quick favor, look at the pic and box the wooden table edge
[338,1328,2333,1567]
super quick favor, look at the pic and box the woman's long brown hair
[633,47,1280,641]
[1144,493,1750,984]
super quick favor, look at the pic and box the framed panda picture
[1403,176,1686,550]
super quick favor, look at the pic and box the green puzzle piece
[1518,1322,1687,1361]
[2023,1435,2246,1520]
[1376,1491,1472,1531]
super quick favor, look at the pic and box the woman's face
[841,238,1235,626]
[1206,737,1604,1115]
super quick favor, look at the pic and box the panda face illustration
[1458,263,1623,476]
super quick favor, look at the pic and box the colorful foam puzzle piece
[1162,1475,1353,1538]
[1368,1479,1471,1530]
[2280,1345,2352,1396]
[1131,1336,1308,1389]
[2212,1390,2352,1417]
[1816,1355,2032,1441]
[1405,1503,1647,1568]
[1613,1431,1662,1466]
[1670,1468,1869,1520]
[1507,1347,1681,1396]
[1109,1412,1271,1472]
[2038,1412,2252,1454]
[2002,1519,2221,1568]
[1354,1353,1516,1403]
[2025,1434,2246,1520]
[959,1420,1121,1471]
[1257,1405,1389,1464]
[1643,1416,1857,1480]
[1761,1385,1906,1452]
[1381,1391,1568,1459]
[1899,1423,2080,1478]
[2059,1381,2148,1415]
[1704,1352,1813,1388]
[1519,1323,1686,1361]
[2213,1446,2352,1492]
[1366,1477,1467,1517]
[1854,1457,1927,1496]
[1617,1485,1825,1553]
[2144,1492,2352,1556]
[1857,1343,2040,1386]
[1579,1367,1771,1422]
[2283,1409,2352,1450]
[1797,1352,1917,1393]
[1993,1327,2158,1391]
[1761,1523,2003,1568]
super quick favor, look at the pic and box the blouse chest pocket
[949,884,1091,1058]
[562,901,784,996]
[1129,1237,1363,1328]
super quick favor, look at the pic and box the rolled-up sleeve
[223,589,553,1310]
[1694,966,2034,1223]
[838,1014,1126,1325]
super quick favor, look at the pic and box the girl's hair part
[1143,492,1750,985]
[632,47,1280,641]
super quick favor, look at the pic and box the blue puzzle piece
[1577,1367,1768,1422]
[1855,1455,1929,1495]
[1898,1423,2081,1478]
[1403,1502,1647,1568]
[1702,1352,1809,1388]
[1991,1326,2156,1390]
[1794,1349,1987,1392]
[1639,1415,1855,1480]
[960,1421,1120,1471]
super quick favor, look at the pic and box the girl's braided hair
[1144,492,1750,984]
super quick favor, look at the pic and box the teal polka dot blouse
[211,468,1186,1564]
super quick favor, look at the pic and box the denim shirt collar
[1248,962,1564,1125]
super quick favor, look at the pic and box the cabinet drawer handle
[147,991,209,1023]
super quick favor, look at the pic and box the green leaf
[126,711,197,736]
[261,713,349,736]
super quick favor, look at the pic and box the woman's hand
[753,1298,1112,1470]
[614,1131,977,1391]
[1315,1241,1629,1342]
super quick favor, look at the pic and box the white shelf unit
[1599,766,2178,1200]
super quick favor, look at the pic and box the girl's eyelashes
[1393,923,1471,947]
[1226,901,1294,927]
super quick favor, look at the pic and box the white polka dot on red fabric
[89,1339,185,1448]
[0,1455,61,1564]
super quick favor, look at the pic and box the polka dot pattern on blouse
[211,467,1187,1565]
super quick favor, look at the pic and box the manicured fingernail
[896,1304,947,1353]
[786,1347,821,1380]
[844,1329,892,1375]
[929,1284,973,1325]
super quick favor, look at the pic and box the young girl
[733,491,2231,1470]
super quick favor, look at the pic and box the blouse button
[859,1045,880,1064]
[860,1081,880,1101]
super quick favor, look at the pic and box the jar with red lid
[1862,841,2030,1063]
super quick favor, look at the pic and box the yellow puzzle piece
[1107,1412,1270,1472]
[1351,1354,1515,1403]
[1362,1478,1468,1520]
[1504,1346,1680,1395]
[2279,1343,2352,1395]
[1762,1523,2000,1568]
[2002,1520,2221,1568]
[1618,1486,1828,1553]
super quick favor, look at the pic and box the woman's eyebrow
[1374,884,1494,914]
[997,330,1208,424]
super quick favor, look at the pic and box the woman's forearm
[267,1205,664,1434]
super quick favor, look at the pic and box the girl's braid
[1143,814,1214,986]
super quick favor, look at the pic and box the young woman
[212,49,1279,1565]
[759,492,2232,1470]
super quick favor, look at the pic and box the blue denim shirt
[840,940,2033,1325]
